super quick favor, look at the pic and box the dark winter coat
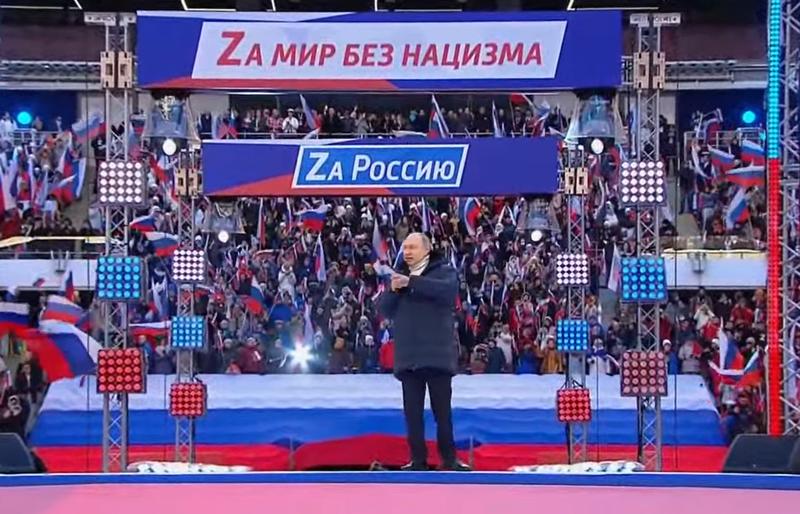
[378,256,458,376]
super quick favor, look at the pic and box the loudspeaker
[0,433,37,474]
[723,434,800,474]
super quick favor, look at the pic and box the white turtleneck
[408,254,430,276]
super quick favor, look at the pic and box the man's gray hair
[407,232,432,252]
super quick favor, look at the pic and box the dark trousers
[399,369,456,465]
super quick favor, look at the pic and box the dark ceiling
[0,0,767,25]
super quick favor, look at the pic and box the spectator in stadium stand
[662,340,680,375]
[378,232,469,472]
[0,362,29,440]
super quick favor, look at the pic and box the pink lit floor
[3,472,799,514]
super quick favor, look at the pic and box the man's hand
[391,273,410,291]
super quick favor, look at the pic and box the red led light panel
[620,350,668,397]
[96,348,146,394]
[170,382,207,418]
[556,388,592,423]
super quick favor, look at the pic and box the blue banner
[203,138,559,197]
[137,10,622,91]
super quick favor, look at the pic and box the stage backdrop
[202,137,560,197]
[136,10,622,91]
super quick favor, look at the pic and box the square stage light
[620,350,668,397]
[555,253,590,287]
[556,388,592,423]
[620,257,667,304]
[172,248,207,284]
[97,348,146,394]
[169,382,207,418]
[96,256,144,301]
[619,161,666,206]
[556,319,589,353]
[170,316,206,350]
[97,160,148,207]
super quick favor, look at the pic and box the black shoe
[441,460,471,472]
[400,462,429,471]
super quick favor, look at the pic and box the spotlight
[620,257,667,303]
[741,110,757,125]
[620,350,668,397]
[96,256,144,301]
[556,388,592,423]
[289,344,312,368]
[96,348,146,394]
[590,138,605,155]
[619,161,666,206]
[162,138,178,156]
[172,248,206,284]
[217,230,230,244]
[556,319,589,353]
[555,253,589,287]
[16,111,32,126]
[531,229,544,242]
[170,316,206,350]
[97,161,148,207]
[169,382,207,418]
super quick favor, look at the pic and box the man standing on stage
[379,232,470,471]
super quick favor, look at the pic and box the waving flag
[741,139,765,166]
[130,321,170,339]
[243,276,265,315]
[300,94,318,131]
[711,349,763,388]
[60,271,76,302]
[298,204,329,232]
[41,295,84,325]
[51,175,77,205]
[372,219,389,262]
[491,101,505,138]
[709,146,736,174]
[460,197,481,236]
[428,95,451,138]
[725,165,765,188]
[0,302,29,336]
[71,113,104,145]
[725,187,750,230]
[314,235,327,283]
[24,320,101,382]
[717,325,744,370]
[130,214,158,233]
[144,232,180,256]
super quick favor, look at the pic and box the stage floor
[3,472,799,514]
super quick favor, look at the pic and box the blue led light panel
[619,257,667,304]
[171,315,206,349]
[96,256,144,301]
[556,319,589,353]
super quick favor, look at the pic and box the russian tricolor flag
[725,187,750,230]
[130,214,158,233]
[0,302,29,336]
[711,350,763,388]
[130,321,170,339]
[314,235,327,283]
[741,139,765,166]
[144,232,180,257]
[41,295,84,325]
[726,165,765,188]
[298,205,329,232]
[460,197,481,236]
[709,146,736,174]
[24,320,101,382]
[372,219,389,262]
[60,270,76,302]
[243,276,265,315]
[71,114,104,144]
[428,94,451,138]
[717,326,744,370]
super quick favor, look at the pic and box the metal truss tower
[562,148,589,463]
[768,0,800,435]
[85,11,136,473]
[628,12,679,471]
[174,148,203,462]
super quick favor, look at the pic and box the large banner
[137,11,621,91]
[202,138,559,197]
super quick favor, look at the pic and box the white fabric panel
[41,374,716,413]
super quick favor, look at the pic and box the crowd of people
[0,100,773,445]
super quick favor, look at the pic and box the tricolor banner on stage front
[202,138,560,197]
[136,10,622,91]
